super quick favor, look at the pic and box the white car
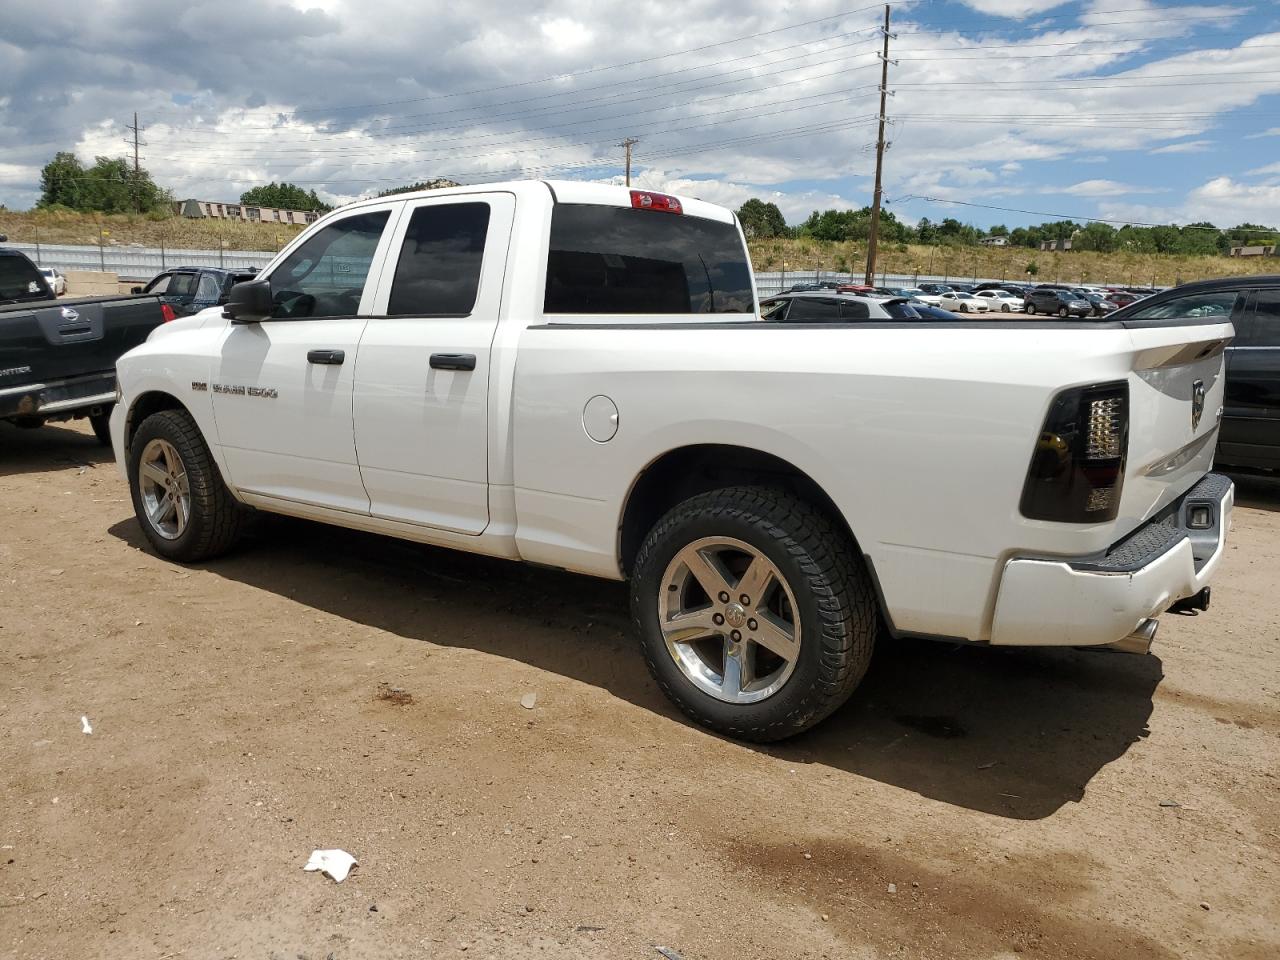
[110,179,1234,742]
[975,289,1025,313]
[937,291,991,313]
[38,267,66,296]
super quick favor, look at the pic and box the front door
[1223,289,1280,466]
[354,192,515,533]
[212,204,402,513]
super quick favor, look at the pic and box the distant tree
[1025,260,1039,276]
[376,178,461,198]
[736,198,788,238]
[1074,221,1119,253]
[987,223,1009,237]
[38,151,168,213]
[916,216,938,245]
[240,183,331,211]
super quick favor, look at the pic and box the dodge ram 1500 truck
[110,180,1234,741]
[2,246,165,443]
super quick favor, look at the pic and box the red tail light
[161,303,177,323]
[630,190,683,214]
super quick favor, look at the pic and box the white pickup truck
[111,180,1234,741]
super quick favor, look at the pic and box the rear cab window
[0,253,50,303]
[544,203,753,315]
[1128,290,1241,322]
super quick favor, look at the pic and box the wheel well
[125,391,187,451]
[618,444,858,576]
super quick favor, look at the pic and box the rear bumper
[0,371,117,419]
[990,473,1233,647]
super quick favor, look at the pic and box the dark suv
[1024,287,1093,317]
[133,267,257,318]
[1110,276,1279,471]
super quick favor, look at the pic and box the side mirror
[131,286,143,295]
[225,279,274,324]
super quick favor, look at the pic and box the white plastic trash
[304,849,358,883]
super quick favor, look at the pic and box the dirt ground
[2,419,1278,960]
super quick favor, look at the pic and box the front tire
[631,486,878,742]
[1001,303,1011,313]
[128,409,246,562]
[1058,306,1069,318]
[1026,303,1036,315]
[89,406,112,446]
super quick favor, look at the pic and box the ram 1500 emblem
[60,306,80,322]
[1191,379,1205,430]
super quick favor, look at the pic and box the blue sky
[1,0,1279,230]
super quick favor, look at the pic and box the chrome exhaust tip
[1104,618,1158,655]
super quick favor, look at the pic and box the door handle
[430,353,477,371]
[307,349,345,365]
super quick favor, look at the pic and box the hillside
[0,209,307,252]
[3,208,1277,286]
[751,237,1279,287]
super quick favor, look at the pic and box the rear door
[212,204,401,512]
[1222,289,1280,467]
[354,192,514,533]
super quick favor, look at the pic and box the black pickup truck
[1,245,165,445]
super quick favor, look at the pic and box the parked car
[974,290,1025,312]
[1081,292,1118,316]
[1,247,166,443]
[937,291,991,313]
[1108,276,1277,471]
[1107,290,1146,308]
[835,283,875,295]
[759,292,921,321]
[1024,288,1093,317]
[38,267,67,296]
[134,267,258,318]
[110,179,1234,742]
[947,282,976,294]
[917,282,954,295]
[974,281,1030,297]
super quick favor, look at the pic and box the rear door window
[1129,290,1241,321]
[387,203,491,316]
[168,273,197,297]
[783,298,841,321]
[545,204,753,314]
[1240,291,1280,346]
[197,274,221,301]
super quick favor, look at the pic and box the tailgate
[0,296,162,386]
[1119,319,1233,533]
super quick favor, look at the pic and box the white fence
[6,241,277,280]
[9,240,1030,292]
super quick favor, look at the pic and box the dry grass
[3,209,1277,285]
[749,238,1279,287]
[0,208,307,252]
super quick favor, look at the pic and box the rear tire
[631,486,878,742]
[128,409,246,562]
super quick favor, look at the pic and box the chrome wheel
[137,438,191,540]
[658,537,801,704]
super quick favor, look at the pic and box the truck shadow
[1224,468,1280,513]
[0,419,113,477]
[109,514,1163,820]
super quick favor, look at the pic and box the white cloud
[1248,162,1280,176]
[1149,140,1214,154]
[1245,127,1280,139]
[953,0,1072,18]
[1059,179,1165,198]
[1184,176,1280,225]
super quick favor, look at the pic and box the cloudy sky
[2,0,1279,228]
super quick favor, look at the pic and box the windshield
[883,300,920,319]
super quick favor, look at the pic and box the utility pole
[863,5,892,286]
[124,112,146,213]
[620,137,639,187]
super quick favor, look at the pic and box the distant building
[1039,239,1073,252]
[979,236,1009,247]
[175,199,321,226]
[1229,244,1276,257]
